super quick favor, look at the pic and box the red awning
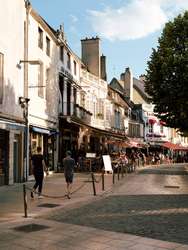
[160,120,166,126]
[161,142,188,151]
[175,145,188,151]
[162,142,178,150]
[127,140,144,148]
[148,117,158,124]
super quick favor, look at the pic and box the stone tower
[120,67,133,101]
[81,37,101,78]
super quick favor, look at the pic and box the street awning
[106,140,130,147]
[162,141,181,150]
[31,126,56,135]
[148,117,158,124]
[127,137,146,148]
[160,120,166,126]
[175,145,188,151]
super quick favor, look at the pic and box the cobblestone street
[42,165,188,245]
[1,164,188,250]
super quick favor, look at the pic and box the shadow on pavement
[43,194,188,245]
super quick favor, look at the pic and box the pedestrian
[63,150,75,199]
[31,146,48,199]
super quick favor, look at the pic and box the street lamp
[19,60,41,66]
[19,59,41,181]
[19,96,30,181]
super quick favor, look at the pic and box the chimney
[100,54,107,81]
[122,67,133,101]
[120,73,125,81]
[81,37,100,78]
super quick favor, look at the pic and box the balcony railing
[110,127,126,136]
[59,102,92,125]
[74,104,92,125]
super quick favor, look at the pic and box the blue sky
[30,0,188,81]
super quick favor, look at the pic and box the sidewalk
[1,170,188,249]
[0,172,116,222]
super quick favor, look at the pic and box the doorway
[13,134,21,183]
[0,129,9,185]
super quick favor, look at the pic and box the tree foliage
[145,11,188,134]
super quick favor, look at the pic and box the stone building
[0,0,61,184]
[110,68,144,147]
[80,37,128,154]
[0,0,26,185]
[57,28,92,164]
[26,5,59,177]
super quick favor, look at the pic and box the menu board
[102,155,113,172]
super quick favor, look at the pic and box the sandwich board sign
[102,155,113,172]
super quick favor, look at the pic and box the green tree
[145,11,188,134]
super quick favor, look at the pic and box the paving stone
[127,243,159,250]
[175,246,188,250]
[1,168,188,250]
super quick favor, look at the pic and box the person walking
[63,151,75,199]
[31,146,48,199]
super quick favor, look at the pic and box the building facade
[27,7,59,175]
[0,0,26,185]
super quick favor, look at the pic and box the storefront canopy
[127,137,147,148]
[31,126,57,135]
[162,142,177,150]
[162,141,188,151]
[148,117,158,124]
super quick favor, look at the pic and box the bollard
[112,169,115,184]
[117,165,120,180]
[91,172,96,196]
[102,170,105,191]
[23,184,28,218]
[121,164,124,178]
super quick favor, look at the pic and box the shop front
[0,119,25,185]
[59,118,79,164]
[30,126,57,175]
[0,129,9,185]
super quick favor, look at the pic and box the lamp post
[19,59,41,182]
[19,96,30,181]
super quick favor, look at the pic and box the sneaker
[38,195,43,199]
[31,191,34,199]
[66,194,71,199]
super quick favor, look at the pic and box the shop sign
[0,123,6,130]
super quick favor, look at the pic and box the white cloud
[88,0,188,41]
[69,14,78,23]
[69,14,79,37]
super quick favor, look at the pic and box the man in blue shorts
[63,151,75,199]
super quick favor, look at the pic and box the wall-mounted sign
[86,153,96,158]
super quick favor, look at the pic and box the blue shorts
[65,174,73,183]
